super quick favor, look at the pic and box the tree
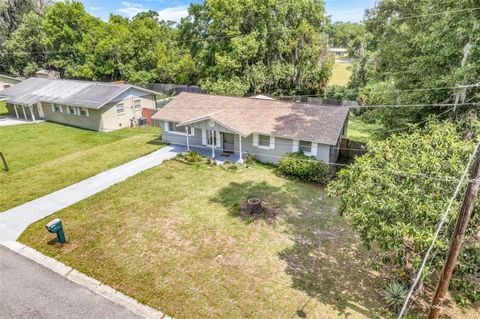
[179,0,333,96]
[326,21,368,58]
[0,0,47,48]
[42,0,101,77]
[328,121,480,306]
[1,11,46,75]
[351,0,479,131]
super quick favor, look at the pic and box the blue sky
[81,0,376,23]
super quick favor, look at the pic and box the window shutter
[164,121,169,132]
[51,104,55,112]
[201,129,207,145]
[311,143,318,157]
[253,134,259,147]
[292,139,299,152]
[60,105,63,113]
[216,131,221,148]
[269,136,275,149]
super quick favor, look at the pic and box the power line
[148,102,478,109]
[365,7,480,24]
[396,142,480,319]
[277,84,480,97]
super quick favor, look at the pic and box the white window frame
[134,99,141,111]
[67,105,77,115]
[258,134,270,149]
[51,104,63,113]
[253,133,275,150]
[116,102,125,115]
[206,129,217,146]
[166,121,193,136]
[78,107,89,117]
[299,140,312,155]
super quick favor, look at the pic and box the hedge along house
[0,77,159,131]
[152,92,349,164]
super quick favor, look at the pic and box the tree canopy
[0,0,337,96]
[328,121,480,306]
[349,0,479,132]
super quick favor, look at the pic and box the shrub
[245,152,257,165]
[223,161,239,172]
[277,152,329,182]
[383,282,407,312]
[175,151,205,164]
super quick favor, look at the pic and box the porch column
[29,105,36,121]
[185,126,190,151]
[22,105,27,120]
[238,135,243,163]
[211,130,215,159]
[37,101,44,118]
[13,104,19,119]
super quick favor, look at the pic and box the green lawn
[20,160,386,319]
[347,115,383,144]
[0,122,163,211]
[328,62,352,86]
[0,100,8,115]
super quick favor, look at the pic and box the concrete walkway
[0,116,43,126]
[0,145,184,241]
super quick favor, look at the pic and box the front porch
[6,102,44,122]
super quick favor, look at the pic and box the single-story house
[0,74,23,90]
[329,47,348,57]
[0,77,160,131]
[152,92,349,164]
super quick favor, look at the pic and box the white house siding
[160,119,334,164]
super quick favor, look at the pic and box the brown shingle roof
[152,92,349,145]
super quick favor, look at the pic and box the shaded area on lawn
[213,178,386,318]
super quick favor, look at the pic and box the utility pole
[428,143,480,319]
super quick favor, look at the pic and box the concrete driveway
[0,245,143,319]
[0,116,39,126]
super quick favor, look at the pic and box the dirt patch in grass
[20,161,387,319]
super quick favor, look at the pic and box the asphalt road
[0,245,142,319]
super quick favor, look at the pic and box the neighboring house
[152,92,349,164]
[0,77,159,131]
[34,69,61,79]
[0,74,23,90]
[329,47,348,57]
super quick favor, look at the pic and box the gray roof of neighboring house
[152,92,349,145]
[0,74,24,82]
[0,77,159,108]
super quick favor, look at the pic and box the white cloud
[157,5,189,23]
[117,1,146,18]
[115,2,189,23]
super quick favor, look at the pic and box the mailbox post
[45,218,66,244]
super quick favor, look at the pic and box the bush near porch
[20,160,386,319]
[0,122,163,211]
[0,101,8,115]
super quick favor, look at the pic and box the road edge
[0,240,172,319]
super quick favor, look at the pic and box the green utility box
[46,218,66,244]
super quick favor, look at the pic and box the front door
[222,133,235,153]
